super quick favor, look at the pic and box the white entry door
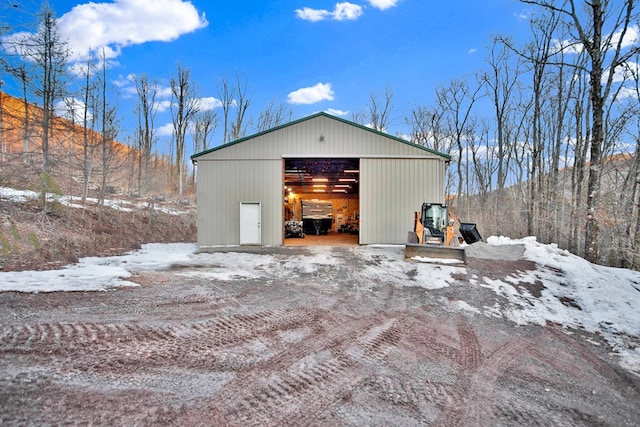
[240,202,261,245]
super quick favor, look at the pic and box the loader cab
[421,203,448,241]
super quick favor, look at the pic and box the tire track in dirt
[361,341,451,424]
[457,337,536,426]
[115,308,319,371]
[436,319,640,426]
[547,327,640,391]
[456,317,484,371]
[0,308,310,356]
[523,329,640,424]
[0,321,173,355]
[194,314,413,426]
[493,373,617,426]
[3,260,639,427]
[437,316,536,426]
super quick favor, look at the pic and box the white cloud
[610,25,640,50]
[326,108,348,116]
[296,2,363,22]
[56,0,208,63]
[157,122,174,137]
[552,38,584,55]
[607,61,639,83]
[514,10,529,21]
[197,96,223,111]
[287,83,335,105]
[155,99,172,113]
[614,86,640,101]
[113,73,136,88]
[468,48,477,54]
[55,97,92,123]
[157,85,173,98]
[334,2,364,20]
[366,0,401,10]
[553,25,639,57]
[295,7,331,22]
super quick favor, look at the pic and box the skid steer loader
[404,203,482,263]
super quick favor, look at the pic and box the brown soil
[0,153,197,272]
[0,192,196,272]
[1,247,638,426]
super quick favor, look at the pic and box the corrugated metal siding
[197,116,443,161]
[196,159,282,246]
[360,158,445,244]
[195,114,448,246]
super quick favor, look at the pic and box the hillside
[0,184,196,273]
[0,152,196,272]
[0,183,196,272]
[0,91,196,271]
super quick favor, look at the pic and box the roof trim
[190,112,452,162]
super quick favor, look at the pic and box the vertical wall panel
[360,157,445,244]
[196,159,282,246]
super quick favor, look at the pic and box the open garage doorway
[283,158,359,246]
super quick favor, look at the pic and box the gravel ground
[1,245,639,426]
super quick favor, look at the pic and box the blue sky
[4,0,534,153]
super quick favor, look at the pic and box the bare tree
[255,100,291,132]
[405,105,447,152]
[170,65,200,195]
[619,55,640,266]
[368,86,394,132]
[77,55,98,203]
[470,119,498,200]
[18,65,31,164]
[26,3,69,174]
[217,74,234,144]
[435,78,483,215]
[522,10,559,237]
[95,49,123,223]
[191,109,218,153]
[230,73,250,141]
[349,109,367,126]
[567,55,591,255]
[4,3,70,210]
[481,38,524,192]
[133,74,159,195]
[522,0,640,263]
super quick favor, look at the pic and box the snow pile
[464,236,640,375]
[465,239,525,260]
[359,245,463,289]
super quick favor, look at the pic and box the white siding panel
[197,115,445,161]
[360,158,445,244]
[196,159,282,246]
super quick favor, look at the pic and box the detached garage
[190,112,450,247]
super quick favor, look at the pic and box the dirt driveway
[1,246,639,426]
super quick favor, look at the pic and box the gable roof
[190,112,451,162]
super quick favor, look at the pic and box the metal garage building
[190,112,450,247]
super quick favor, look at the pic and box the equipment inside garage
[284,158,359,243]
[301,199,333,235]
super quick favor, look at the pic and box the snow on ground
[0,187,189,215]
[1,236,639,376]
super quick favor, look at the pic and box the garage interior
[284,158,359,246]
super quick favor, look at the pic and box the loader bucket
[405,243,467,264]
[459,222,482,244]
